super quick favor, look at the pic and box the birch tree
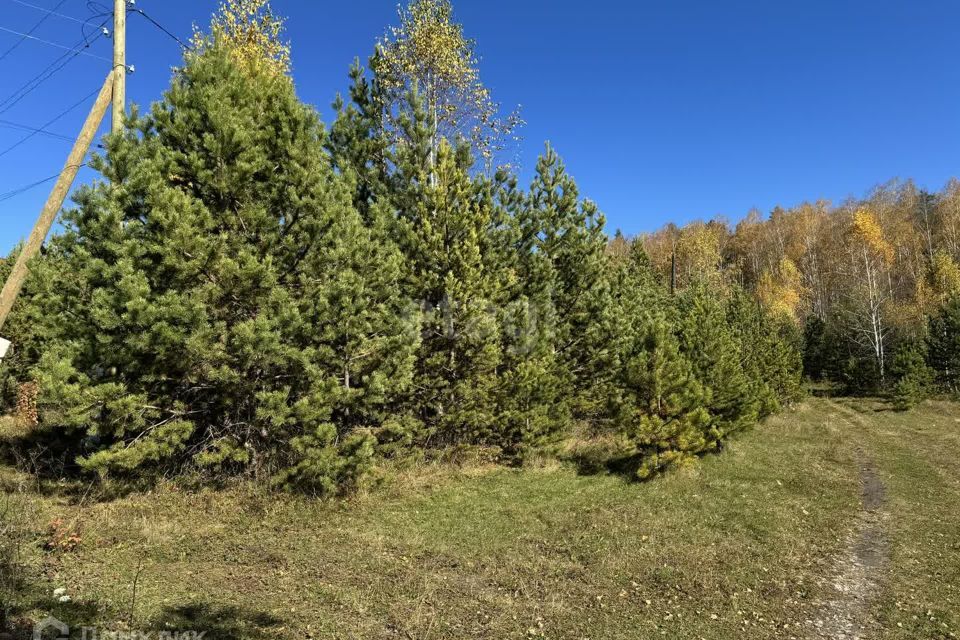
[840,208,895,383]
[372,0,522,169]
[193,0,290,78]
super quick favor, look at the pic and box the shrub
[928,295,960,394]
[272,426,377,496]
[891,340,935,410]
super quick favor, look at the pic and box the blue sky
[1,0,959,254]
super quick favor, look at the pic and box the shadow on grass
[835,396,897,414]
[0,424,188,505]
[148,603,283,640]
[0,428,75,479]
[0,423,96,501]
[807,382,844,398]
[563,444,644,481]
[564,428,739,482]
[5,596,283,640]
[3,590,104,639]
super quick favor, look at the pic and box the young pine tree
[491,172,569,459]
[327,58,391,224]
[273,203,421,493]
[389,95,504,444]
[927,294,960,395]
[890,338,934,411]
[27,18,415,491]
[728,289,804,414]
[521,144,611,420]
[676,285,758,446]
[613,312,711,480]
[598,240,708,478]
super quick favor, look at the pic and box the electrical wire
[0,3,111,208]
[132,7,192,51]
[0,17,110,115]
[0,24,112,62]
[0,118,72,142]
[0,85,102,158]
[85,1,110,16]
[0,0,69,62]
[5,0,89,26]
[0,163,86,203]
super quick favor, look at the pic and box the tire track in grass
[809,399,889,640]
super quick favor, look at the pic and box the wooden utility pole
[0,71,118,334]
[112,0,126,134]
[0,0,128,342]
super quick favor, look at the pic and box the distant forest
[633,178,960,402]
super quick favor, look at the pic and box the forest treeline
[4,0,949,493]
[636,176,960,408]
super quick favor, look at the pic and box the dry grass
[0,415,25,440]
[0,470,36,632]
[0,398,957,639]
[825,397,960,639]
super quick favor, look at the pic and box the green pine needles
[0,1,806,493]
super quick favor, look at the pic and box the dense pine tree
[598,241,707,478]
[801,315,829,381]
[522,145,611,419]
[293,207,419,433]
[676,285,757,445]
[22,35,415,488]
[0,0,810,492]
[489,171,569,458]
[927,294,960,394]
[387,95,504,443]
[890,338,934,410]
[327,58,390,224]
[613,312,711,479]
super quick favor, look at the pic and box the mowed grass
[825,397,960,639]
[2,398,958,639]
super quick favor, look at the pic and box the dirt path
[809,401,890,640]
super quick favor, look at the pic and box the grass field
[2,397,958,639]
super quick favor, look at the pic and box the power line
[0,163,86,203]
[0,0,67,60]
[132,7,192,51]
[0,24,112,62]
[0,118,72,142]
[0,0,69,62]
[0,4,118,327]
[85,1,111,16]
[0,18,110,115]
[82,6,114,39]
[0,85,102,158]
[5,0,89,26]
[0,4,118,210]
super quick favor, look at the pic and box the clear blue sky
[1,0,959,254]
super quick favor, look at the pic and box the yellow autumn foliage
[373,0,522,162]
[376,0,478,101]
[757,258,804,321]
[851,208,894,264]
[675,221,725,286]
[928,250,960,304]
[194,0,291,78]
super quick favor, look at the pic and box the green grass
[827,397,960,639]
[2,398,959,639]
